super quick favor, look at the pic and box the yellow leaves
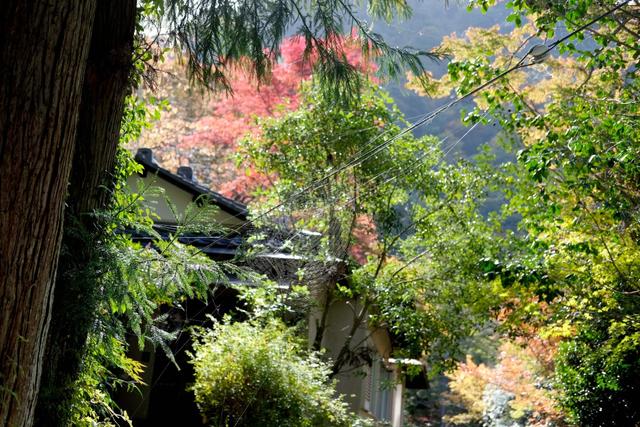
[444,355,490,424]
[491,278,511,299]
[540,321,575,339]
[523,56,589,106]
[440,25,510,58]
[408,23,538,98]
[520,126,547,146]
[405,19,624,142]
[445,339,564,426]
[121,357,146,385]
[405,70,452,98]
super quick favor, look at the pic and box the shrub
[555,324,640,426]
[189,319,360,427]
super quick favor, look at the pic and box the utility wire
[143,1,635,392]
[247,0,634,225]
[267,115,487,259]
[186,0,632,259]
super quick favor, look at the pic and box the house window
[364,359,392,423]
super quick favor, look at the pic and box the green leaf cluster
[410,0,640,423]
[66,97,240,426]
[189,318,364,427]
[243,77,507,376]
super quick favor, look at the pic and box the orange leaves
[134,35,376,202]
[445,338,565,426]
[218,167,273,204]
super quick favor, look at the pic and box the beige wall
[308,300,368,410]
[126,173,245,228]
[308,299,404,426]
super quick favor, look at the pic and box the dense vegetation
[184,0,640,425]
[405,0,640,424]
[190,319,359,427]
[1,1,432,426]
[1,0,638,426]
[240,78,503,374]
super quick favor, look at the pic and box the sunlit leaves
[189,319,361,427]
[162,0,435,98]
[410,1,640,424]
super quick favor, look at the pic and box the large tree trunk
[0,2,96,426]
[65,0,137,215]
[35,1,137,424]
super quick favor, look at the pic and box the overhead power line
[186,0,633,258]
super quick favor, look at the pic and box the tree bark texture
[0,2,96,426]
[35,1,136,424]
[66,0,137,216]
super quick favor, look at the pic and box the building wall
[308,299,404,426]
[126,173,245,228]
[308,299,368,410]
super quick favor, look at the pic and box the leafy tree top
[158,0,437,99]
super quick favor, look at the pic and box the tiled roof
[128,226,242,259]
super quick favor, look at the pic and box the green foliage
[245,79,401,183]
[243,77,506,376]
[189,319,363,427]
[365,155,507,372]
[556,322,640,426]
[409,0,640,423]
[66,95,236,425]
[162,0,437,99]
[36,1,468,424]
[60,1,449,421]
